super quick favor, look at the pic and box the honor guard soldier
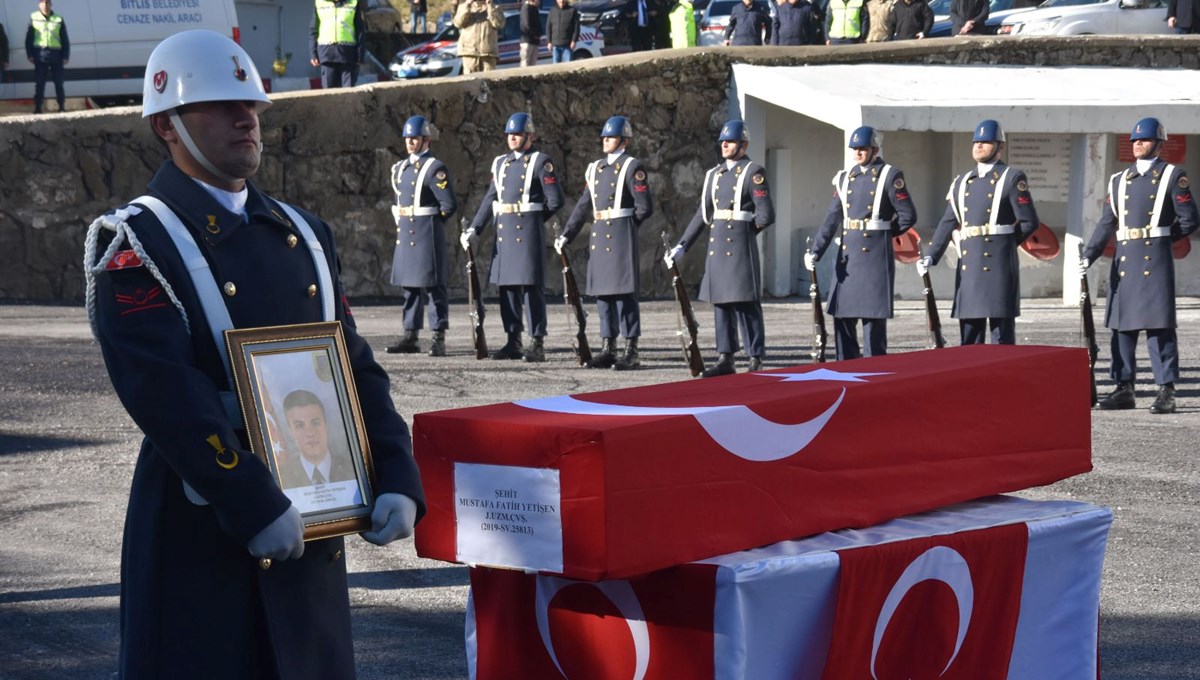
[558,115,654,370]
[919,119,1039,345]
[1081,117,1199,414]
[665,119,775,377]
[463,112,565,362]
[386,115,457,357]
[805,126,918,360]
[82,30,424,678]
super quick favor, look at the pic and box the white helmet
[143,30,271,118]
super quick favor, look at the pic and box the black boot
[523,336,546,363]
[702,353,736,378]
[588,337,617,369]
[747,355,763,372]
[613,338,640,371]
[1098,382,1136,410]
[428,330,446,357]
[490,332,523,360]
[1150,383,1176,414]
[386,330,420,354]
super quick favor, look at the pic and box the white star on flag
[757,368,893,383]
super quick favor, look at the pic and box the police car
[389,9,605,79]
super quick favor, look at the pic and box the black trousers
[595,294,640,339]
[320,62,359,88]
[960,317,1015,345]
[713,301,765,357]
[498,285,547,337]
[833,317,886,361]
[1110,328,1178,385]
[33,60,65,112]
[400,285,449,331]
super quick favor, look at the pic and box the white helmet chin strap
[169,110,243,184]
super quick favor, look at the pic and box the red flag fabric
[819,523,1029,680]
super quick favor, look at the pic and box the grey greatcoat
[388,154,457,288]
[470,150,565,286]
[927,162,1039,319]
[90,162,426,680]
[679,158,776,303]
[562,152,654,296]
[1083,158,1199,331]
[812,156,918,320]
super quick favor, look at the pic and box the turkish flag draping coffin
[414,345,1092,581]
[466,496,1113,680]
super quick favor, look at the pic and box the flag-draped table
[466,496,1111,680]
[414,345,1092,580]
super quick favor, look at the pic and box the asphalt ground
[1,296,1198,679]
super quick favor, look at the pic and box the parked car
[699,0,771,45]
[365,0,405,33]
[576,0,635,46]
[928,0,952,21]
[997,0,1171,34]
[389,9,606,78]
[927,0,1042,35]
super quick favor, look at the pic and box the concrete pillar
[766,148,792,297]
[1065,133,1108,305]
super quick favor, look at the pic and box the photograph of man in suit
[278,389,357,489]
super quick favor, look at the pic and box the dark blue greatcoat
[470,149,565,287]
[1083,158,1199,331]
[927,162,1039,319]
[562,152,654,296]
[91,162,426,680]
[812,157,917,320]
[680,158,776,303]
[389,153,457,288]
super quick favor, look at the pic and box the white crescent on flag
[870,546,975,678]
[515,370,890,462]
[535,577,649,680]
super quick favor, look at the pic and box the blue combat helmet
[848,126,880,148]
[601,115,633,139]
[1131,117,1167,142]
[973,119,1005,143]
[718,120,750,143]
[505,112,535,135]
[403,115,430,138]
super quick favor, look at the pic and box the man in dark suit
[279,389,357,488]
[1081,117,1199,414]
[1167,0,1200,32]
[949,0,987,34]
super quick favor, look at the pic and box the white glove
[663,245,684,269]
[1078,257,1091,277]
[916,256,932,277]
[554,235,567,254]
[460,229,476,251]
[803,251,817,272]
[247,505,305,561]
[361,493,419,546]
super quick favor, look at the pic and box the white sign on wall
[1007,134,1073,203]
[454,463,563,573]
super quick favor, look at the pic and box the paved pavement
[1,296,1198,679]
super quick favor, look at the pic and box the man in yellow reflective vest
[825,0,868,44]
[309,0,366,88]
[25,0,69,114]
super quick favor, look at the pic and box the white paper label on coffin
[515,370,891,462]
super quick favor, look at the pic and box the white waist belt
[713,209,755,222]
[1116,226,1171,240]
[594,208,635,221]
[493,201,544,215]
[845,219,891,231]
[392,205,440,219]
[960,224,1016,239]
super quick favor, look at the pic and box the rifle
[555,225,592,366]
[463,220,488,360]
[662,232,705,377]
[807,237,827,363]
[1079,245,1100,406]
[916,235,946,349]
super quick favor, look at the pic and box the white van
[0,0,239,106]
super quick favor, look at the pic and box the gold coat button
[1144,240,1152,246]
[961,265,968,271]
[710,236,715,242]
[1144,255,1151,261]
[984,237,991,243]
[517,225,523,230]
[1119,271,1126,277]
[307,284,317,297]
[1144,270,1151,276]
[726,251,733,256]
[605,247,611,252]
[286,234,298,248]
[591,244,597,250]
[516,237,523,243]
[861,247,869,252]
[498,225,504,230]
[984,252,991,257]
[498,237,504,242]
[409,241,416,247]
[223,282,237,297]
[606,233,612,239]
[1120,256,1127,262]
[409,229,416,235]
[963,250,969,256]
[709,250,715,256]
[983,266,991,272]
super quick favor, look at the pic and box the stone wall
[3,37,1198,302]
